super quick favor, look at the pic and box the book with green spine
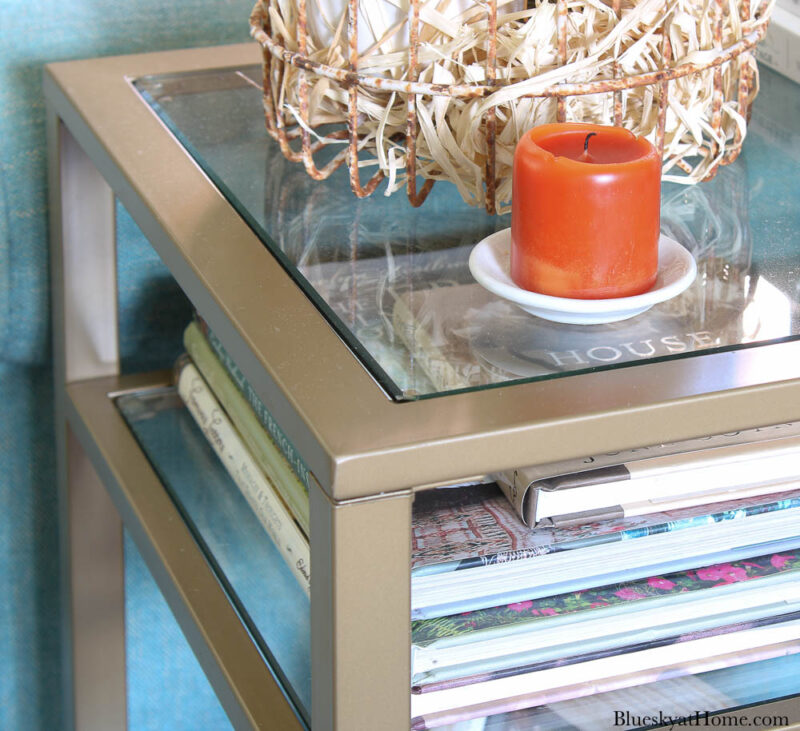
[194,317,312,494]
[184,320,310,535]
[176,357,310,594]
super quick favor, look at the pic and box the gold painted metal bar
[48,107,126,731]
[311,485,412,730]
[65,424,127,731]
[67,372,306,731]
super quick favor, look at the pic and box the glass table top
[134,64,800,401]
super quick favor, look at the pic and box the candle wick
[584,132,597,154]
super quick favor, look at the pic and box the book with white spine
[498,435,800,527]
[176,358,310,595]
[184,320,310,535]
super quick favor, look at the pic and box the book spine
[198,318,313,494]
[506,421,800,488]
[184,321,310,535]
[177,360,310,596]
[494,471,531,526]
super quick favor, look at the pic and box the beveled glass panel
[133,66,800,400]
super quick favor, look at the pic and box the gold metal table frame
[45,42,800,731]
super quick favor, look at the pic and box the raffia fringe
[250,0,774,213]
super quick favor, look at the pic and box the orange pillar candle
[511,123,661,299]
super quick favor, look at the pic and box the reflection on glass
[743,277,793,342]
[134,66,800,400]
[388,161,798,395]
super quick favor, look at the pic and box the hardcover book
[175,356,310,595]
[296,243,483,397]
[184,320,310,535]
[196,316,314,494]
[391,278,750,391]
[497,431,800,527]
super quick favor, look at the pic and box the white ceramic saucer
[468,229,697,325]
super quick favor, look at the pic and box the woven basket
[249,0,774,213]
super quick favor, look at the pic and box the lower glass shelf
[116,386,311,725]
[115,382,800,731]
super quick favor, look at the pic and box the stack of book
[176,319,311,595]
[409,482,800,729]
[172,317,800,730]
